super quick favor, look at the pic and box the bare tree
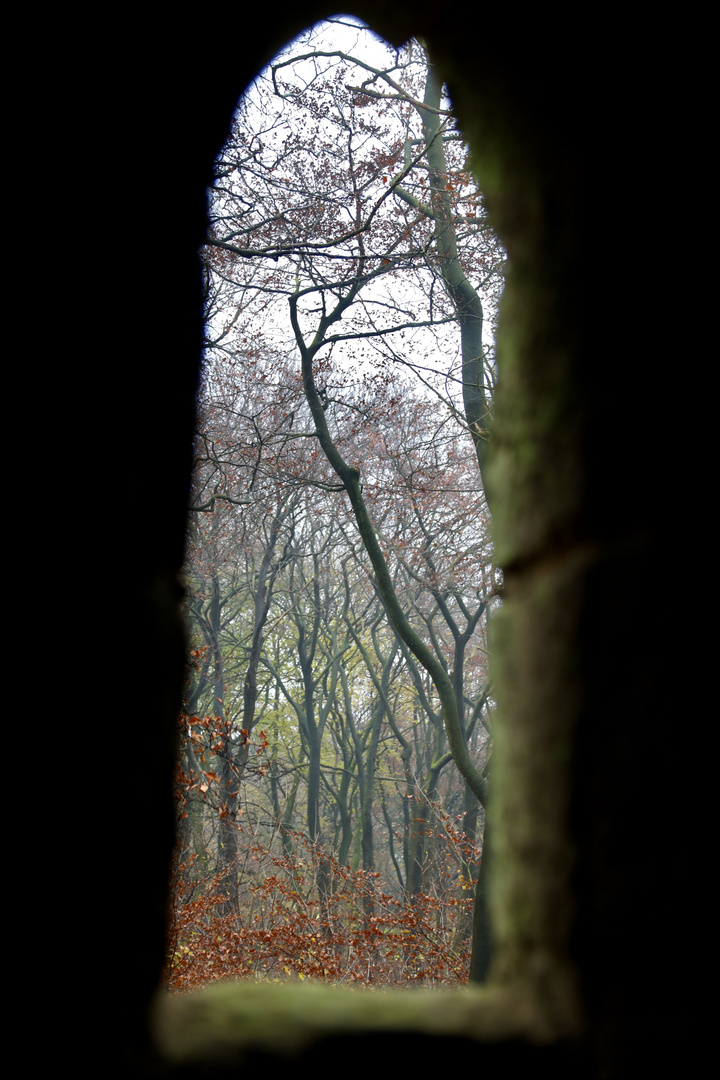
[188,21,502,977]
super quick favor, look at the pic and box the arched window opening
[169,16,506,995]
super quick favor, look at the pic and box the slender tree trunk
[452,784,480,950]
[469,816,492,983]
[242,505,286,738]
[205,573,239,918]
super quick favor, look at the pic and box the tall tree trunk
[469,815,492,983]
[420,61,489,484]
[205,573,239,918]
[452,784,480,951]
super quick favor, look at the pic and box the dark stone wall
[42,6,698,1076]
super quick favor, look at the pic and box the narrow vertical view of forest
[165,17,506,992]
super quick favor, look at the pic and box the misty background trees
[168,18,505,989]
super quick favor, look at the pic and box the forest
[165,18,506,992]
